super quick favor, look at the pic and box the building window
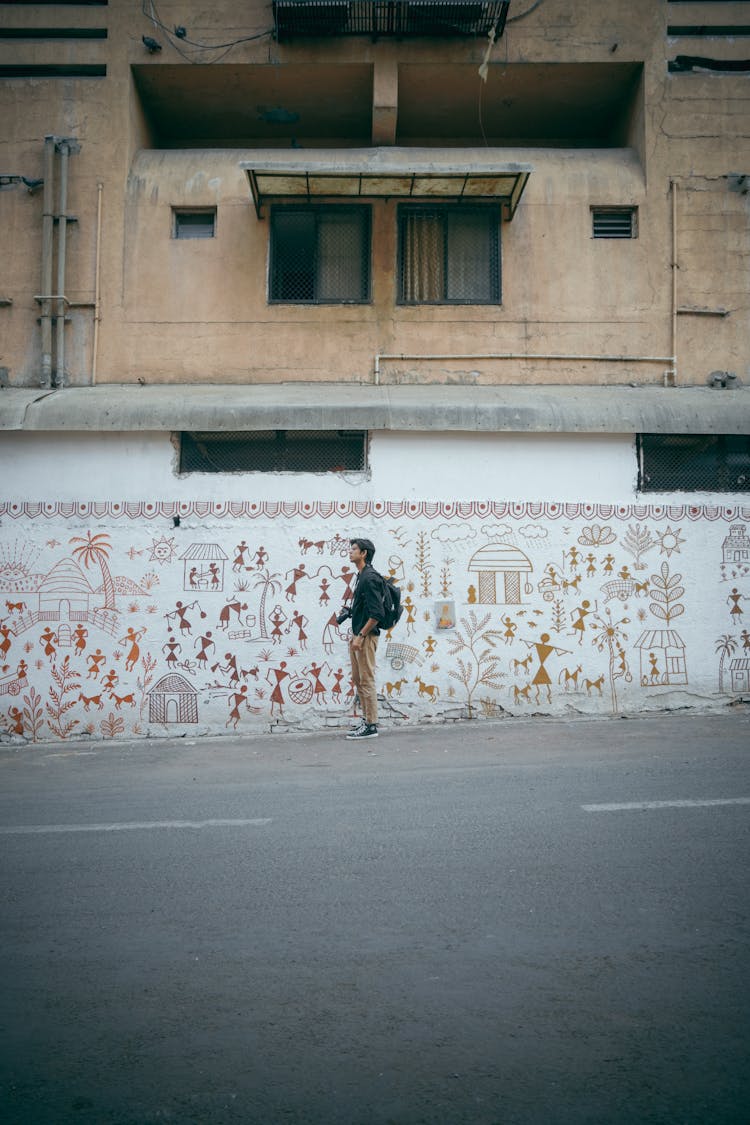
[173,208,216,239]
[637,434,750,492]
[592,207,637,239]
[269,206,370,303]
[398,205,501,304]
[180,431,368,474]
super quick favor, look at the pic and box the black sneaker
[346,723,378,740]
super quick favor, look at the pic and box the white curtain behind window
[446,211,492,302]
[402,212,444,302]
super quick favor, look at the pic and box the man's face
[349,542,366,566]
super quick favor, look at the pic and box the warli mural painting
[0,500,748,743]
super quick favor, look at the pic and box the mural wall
[1,499,748,742]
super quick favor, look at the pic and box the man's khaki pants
[349,634,379,725]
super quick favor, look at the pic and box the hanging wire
[142,0,273,63]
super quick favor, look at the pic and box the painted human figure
[254,546,268,569]
[189,566,200,590]
[0,622,12,660]
[73,624,88,656]
[306,661,327,704]
[226,684,249,729]
[523,633,570,705]
[322,611,342,654]
[728,588,743,622]
[404,596,417,635]
[467,585,477,604]
[319,578,331,606]
[87,649,105,679]
[424,634,437,655]
[270,605,287,644]
[120,626,145,672]
[209,562,221,591]
[233,540,249,572]
[163,637,182,669]
[15,659,28,683]
[40,626,56,658]
[618,564,632,581]
[289,610,309,650]
[194,631,215,668]
[585,554,597,577]
[267,662,289,716]
[173,601,194,635]
[218,599,247,631]
[332,668,346,702]
[567,546,581,571]
[570,600,592,646]
[7,706,23,736]
[338,566,356,604]
[102,668,119,691]
[649,651,661,683]
[603,554,615,575]
[213,651,241,687]
[501,615,517,644]
[285,563,307,601]
[741,629,750,652]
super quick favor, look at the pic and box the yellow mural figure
[467,585,477,604]
[570,600,592,646]
[522,633,570,705]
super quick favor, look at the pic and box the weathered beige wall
[0,0,747,388]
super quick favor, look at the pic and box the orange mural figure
[254,546,269,569]
[603,554,615,574]
[163,637,182,668]
[467,585,477,604]
[618,564,632,580]
[40,626,56,658]
[648,652,661,683]
[424,635,437,655]
[194,631,215,669]
[7,706,23,736]
[741,629,750,652]
[86,649,105,679]
[319,578,331,606]
[232,540,249,572]
[73,624,88,655]
[102,669,119,691]
[267,661,289,716]
[120,626,145,672]
[289,610,309,650]
[523,633,570,705]
[226,684,249,729]
[332,667,346,702]
[0,622,12,660]
[270,605,287,644]
[285,563,307,601]
[501,615,517,644]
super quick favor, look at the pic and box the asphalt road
[1,712,749,1125]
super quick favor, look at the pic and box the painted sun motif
[148,534,178,566]
[656,526,686,558]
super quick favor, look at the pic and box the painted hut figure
[729,658,750,694]
[635,629,687,687]
[148,672,198,724]
[722,524,750,566]
[179,543,227,592]
[38,558,93,623]
[468,543,533,605]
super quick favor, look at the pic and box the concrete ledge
[1,383,749,434]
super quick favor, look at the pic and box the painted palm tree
[70,531,116,609]
[252,568,282,640]
[590,607,632,713]
[715,634,737,692]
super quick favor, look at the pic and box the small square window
[398,205,501,305]
[180,431,368,474]
[637,434,750,492]
[592,207,637,239]
[270,206,370,303]
[173,208,216,239]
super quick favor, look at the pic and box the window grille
[638,434,750,492]
[173,209,216,239]
[398,205,501,304]
[270,206,370,303]
[592,207,637,239]
[180,431,368,474]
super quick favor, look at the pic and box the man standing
[346,537,384,740]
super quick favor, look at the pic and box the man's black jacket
[351,564,385,636]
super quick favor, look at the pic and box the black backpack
[379,574,403,631]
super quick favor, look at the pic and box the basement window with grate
[397,205,501,305]
[173,208,216,239]
[180,431,368,474]
[592,207,637,239]
[637,434,750,492]
[270,206,370,303]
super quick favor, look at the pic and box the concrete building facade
[0,0,748,741]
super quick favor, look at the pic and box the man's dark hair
[350,537,376,564]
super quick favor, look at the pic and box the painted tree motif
[414,531,432,598]
[649,562,685,624]
[22,686,44,741]
[590,608,631,712]
[446,610,506,718]
[70,531,116,609]
[715,634,737,692]
[252,568,282,639]
[45,656,81,739]
[622,524,657,570]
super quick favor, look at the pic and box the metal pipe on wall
[40,136,55,388]
[92,182,103,384]
[671,179,678,387]
[54,141,70,387]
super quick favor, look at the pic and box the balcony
[272,0,509,40]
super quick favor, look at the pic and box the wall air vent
[272,0,509,40]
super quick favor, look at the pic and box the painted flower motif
[578,524,617,546]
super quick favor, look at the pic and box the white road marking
[0,818,273,835]
[582,798,750,813]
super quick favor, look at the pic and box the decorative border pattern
[1,500,750,522]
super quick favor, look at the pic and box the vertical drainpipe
[55,140,70,388]
[40,135,56,388]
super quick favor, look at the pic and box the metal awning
[241,149,532,220]
[273,0,510,41]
